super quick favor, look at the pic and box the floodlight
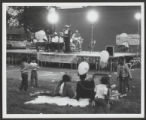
[135,12,141,20]
[47,8,59,24]
[87,10,98,23]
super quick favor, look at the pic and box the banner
[37,53,77,63]
[116,33,140,45]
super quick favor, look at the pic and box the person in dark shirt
[76,62,95,103]
[63,25,71,53]
[54,74,75,98]
[117,57,132,96]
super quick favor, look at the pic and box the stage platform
[6,49,139,71]
[7,49,137,57]
[7,49,138,66]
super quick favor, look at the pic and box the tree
[7,6,52,41]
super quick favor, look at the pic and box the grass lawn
[6,65,141,114]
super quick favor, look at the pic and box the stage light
[86,10,99,52]
[134,12,141,55]
[47,8,59,24]
[134,12,141,20]
[87,10,99,23]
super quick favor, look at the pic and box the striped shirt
[117,64,132,78]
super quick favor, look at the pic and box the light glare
[47,8,59,24]
[135,12,141,20]
[87,10,98,23]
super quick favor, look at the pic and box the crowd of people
[19,55,133,113]
[32,25,84,52]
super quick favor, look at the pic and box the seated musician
[51,32,59,43]
[50,32,59,51]
[35,37,48,51]
[71,30,83,51]
[35,30,48,51]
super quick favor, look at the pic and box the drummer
[51,32,59,43]
[58,32,64,43]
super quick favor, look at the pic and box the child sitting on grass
[93,75,110,113]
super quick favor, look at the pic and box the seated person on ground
[54,74,75,98]
[94,75,110,113]
[76,62,95,103]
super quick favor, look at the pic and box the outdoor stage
[7,49,138,71]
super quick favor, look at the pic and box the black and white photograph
[2,2,145,119]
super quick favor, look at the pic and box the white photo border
[2,2,145,119]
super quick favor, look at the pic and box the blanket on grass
[25,96,90,107]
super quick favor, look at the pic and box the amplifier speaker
[105,46,114,56]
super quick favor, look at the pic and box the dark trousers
[36,42,48,51]
[30,70,38,87]
[119,77,129,94]
[64,37,70,52]
[20,73,28,91]
[95,98,109,113]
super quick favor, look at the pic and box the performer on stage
[35,30,48,51]
[50,32,59,52]
[71,30,84,51]
[58,32,64,52]
[63,25,71,53]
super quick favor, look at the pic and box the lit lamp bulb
[135,12,141,20]
[87,10,98,23]
[47,8,59,24]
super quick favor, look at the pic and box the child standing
[117,57,132,96]
[30,58,39,88]
[94,75,110,113]
[19,57,30,91]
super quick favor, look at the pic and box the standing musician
[58,32,64,52]
[63,25,71,53]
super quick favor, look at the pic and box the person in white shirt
[30,58,39,88]
[94,75,110,113]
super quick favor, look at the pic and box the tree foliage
[7,6,53,40]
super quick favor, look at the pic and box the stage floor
[7,49,138,58]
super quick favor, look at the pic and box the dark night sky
[54,6,141,51]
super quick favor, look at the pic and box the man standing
[63,25,71,53]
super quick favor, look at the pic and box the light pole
[87,10,99,52]
[134,12,141,55]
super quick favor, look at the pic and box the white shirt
[59,37,64,43]
[94,84,108,99]
[59,83,64,95]
[52,36,59,43]
[30,62,38,70]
